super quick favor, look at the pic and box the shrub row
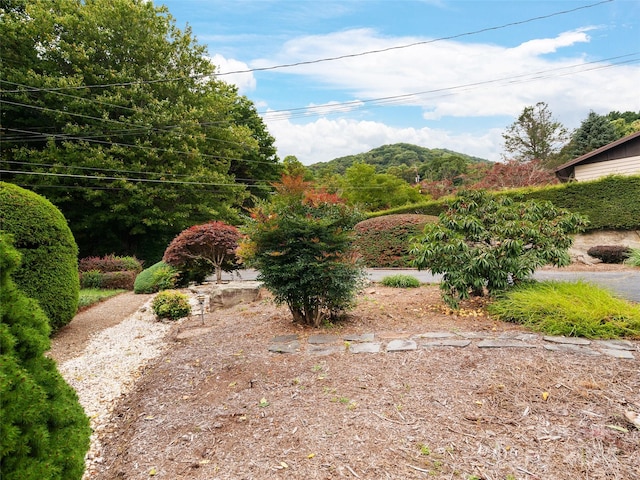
[353,214,438,267]
[80,270,138,290]
[369,175,640,232]
[78,254,142,273]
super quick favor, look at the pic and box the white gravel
[57,298,174,478]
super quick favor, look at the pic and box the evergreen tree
[570,111,619,158]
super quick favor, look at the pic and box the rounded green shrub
[353,214,438,267]
[587,245,631,264]
[0,234,91,479]
[381,274,421,288]
[134,261,179,294]
[0,182,79,333]
[152,290,191,320]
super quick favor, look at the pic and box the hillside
[308,143,491,181]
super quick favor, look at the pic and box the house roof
[555,130,640,180]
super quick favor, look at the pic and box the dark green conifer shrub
[0,234,91,479]
[0,182,79,332]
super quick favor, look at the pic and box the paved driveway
[224,268,640,303]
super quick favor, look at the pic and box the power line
[0,0,613,94]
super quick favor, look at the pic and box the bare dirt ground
[51,266,640,480]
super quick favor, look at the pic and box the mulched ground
[53,283,640,480]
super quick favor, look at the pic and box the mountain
[308,143,491,182]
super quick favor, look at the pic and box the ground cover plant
[0,234,90,479]
[78,289,126,311]
[380,274,421,288]
[488,280,640,338]
[412,190,588,308]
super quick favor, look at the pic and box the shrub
[0,182,79,333]
[353,214,438,267]
[412,190,588,308]
[152,290,191,320]
[163,221,241,284]
[380,274,421,288]
[587,245,632,264]
[0,234,91,479]
[488,281,640,339]
[100,271,137,290]
[625,248,640,267]
[78,254,142,273]
[80,269,104,289]
[134,261,179,294]
[240,175,366,327]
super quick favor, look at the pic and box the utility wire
[0,0,613,93]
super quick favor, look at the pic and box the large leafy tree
[0,0,278,263]
[502,102,569,164]
[411,190,587,308]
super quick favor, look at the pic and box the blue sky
[157,0,640,164]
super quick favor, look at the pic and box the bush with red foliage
[163,221,241,284]
[472,159,558,190]
[353,214,438,267]
[78,254,142,273]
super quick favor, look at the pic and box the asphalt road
[223,268,640,303]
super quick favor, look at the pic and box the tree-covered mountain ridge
[308,143,490,176]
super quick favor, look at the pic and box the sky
[157,0,640,165]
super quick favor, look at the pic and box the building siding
[574,155,640,182]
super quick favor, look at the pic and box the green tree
[240,175,365,327]
[0,0,277,263]
[502,102,569,164]
[570,111,623,158]
[340,162,422,211]
[0,233,91,480]
[411,190,587,308]
[282,155,313,180]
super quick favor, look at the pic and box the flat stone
[422,340,472,348]
[308,334,340,345]
[543,336,591,345]
[543,344,601,356]
[477,339,537,348]
[307,345,342,356]
[268,341,300,354]
[600,348,635,359]
[595,340,636,351]
[343,333,375,342]
[412,332,457,339]
[349,343,381,354]
[386,339,417,352]
[458,332,489,339]
[499,332,539,342]
[271,335,299,343]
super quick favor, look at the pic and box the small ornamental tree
[411,190,588,308]
[240,175,366,327]
[0,234,91,480]
[163,221,241,284]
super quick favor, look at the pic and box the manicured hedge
[369,175,640,232]
[0,234,90,479]
[353,214,438,267]
[0,182,79,333]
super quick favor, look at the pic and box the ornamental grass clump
[625,248,640,267]
[381,274,421,288]
[152,290,191,320]
[488,280,640,339]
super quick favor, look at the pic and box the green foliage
[488,281,640,339]
[353,214,438,267]
[502,102,569,163]
[569,111,620,158]
[380,275,421,288]
[163,221,240,284]
[411,190,588,308]
[78,289,125,311]
[0,182,79,333]
[240,176,366,327]
[0,234,91,480]
[624,249,640,267]
[79,254,142,290]
[587,245,631,264]
[152,290,191,320]
[340,162,423,211]
[1,0,277,265]
[79,270,104,289]
[78,255,143,274]
[133,261,179,294]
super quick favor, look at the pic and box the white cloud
[256,27,640,164]
[209,54,256,93]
